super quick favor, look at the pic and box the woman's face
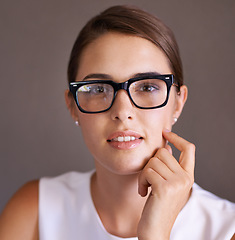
[67,32,186,175]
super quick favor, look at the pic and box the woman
[0,5,234,240]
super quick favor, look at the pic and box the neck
[90,164,148,237]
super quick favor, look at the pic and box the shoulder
[40,170,93,193]
[192,183,235,213]
[0,180,39,240]
[188,183,235,239]
[173,184,235,239]
[39,171,93,206]
[39,171,94,239]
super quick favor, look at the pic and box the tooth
[125,136,131,141]
[110,136,138,142]
[118,136,124,142]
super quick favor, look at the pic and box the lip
[107,130,143,150]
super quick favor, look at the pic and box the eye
[135,82,160,93]
[91,85,105,93]
[140,84,159,92]
[131,79,164,94]
[79,84,106,94]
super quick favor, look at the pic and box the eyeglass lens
[76,78,167,112]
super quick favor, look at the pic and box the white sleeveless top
[39,171,235,240]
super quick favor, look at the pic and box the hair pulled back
[67,5,183,89]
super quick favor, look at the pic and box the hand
[137,129,195,240]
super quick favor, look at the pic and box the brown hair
[67,5,183,90]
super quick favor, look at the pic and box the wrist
[137,229,170,240]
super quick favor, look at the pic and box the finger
[138,167,165,197]
[163,129,193,152]
[153,148,180,173]
[139,156,174,196]
[165,144,172,155]
[147,157,175,179]
[162,129,195,174]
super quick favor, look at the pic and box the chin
[101,155,150,176]
[108,167,143,176]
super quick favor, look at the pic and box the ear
[173,85,188,124]
[64,89,80,123]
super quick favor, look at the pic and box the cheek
[142,106,173,131]
[140,106,174,151]
[161,92,177,128]
[78,115,98,143]
[78,114,108,153]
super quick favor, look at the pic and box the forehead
[77,32,172,81]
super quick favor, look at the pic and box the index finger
[162,129,195,174]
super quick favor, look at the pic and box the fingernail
[138,186,146,197]
[164,128,171,132]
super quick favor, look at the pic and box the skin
[67,32,187,176]
[65,32,193,239]
[0,32,234,240]
[0,181,39,240]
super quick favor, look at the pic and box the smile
[109,136,138,142]
[107,131,143,150]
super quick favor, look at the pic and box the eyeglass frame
[69,74,179,114]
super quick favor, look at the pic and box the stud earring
[75,121,79,126]
[173,117,178,124]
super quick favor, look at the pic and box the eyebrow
[83,73,112,80]
[82,71,162,81]
[132,72,161,78]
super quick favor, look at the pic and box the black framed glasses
[69,74,178,114]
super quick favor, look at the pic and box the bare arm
[0,180,39,240]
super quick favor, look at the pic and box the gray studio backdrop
[1,0,235,212]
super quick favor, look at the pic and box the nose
[110,90,135,121]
